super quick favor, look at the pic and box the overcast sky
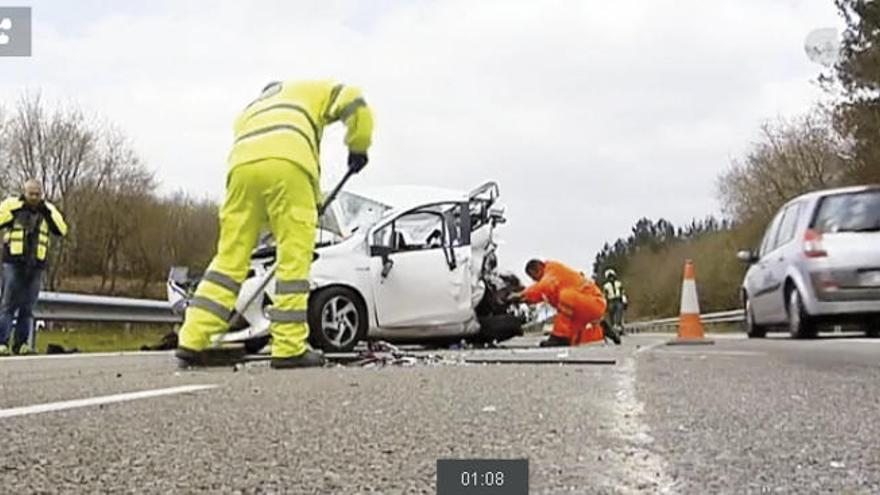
[0,0,842,275]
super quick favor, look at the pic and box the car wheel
[787,288,816,339]
[744,297,766,338]
[308,287,367,352]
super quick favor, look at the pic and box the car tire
[743,296,766,338]
[308,287,367,352]
[787,288,816,339]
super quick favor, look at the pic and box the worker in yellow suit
[176,80,374,369]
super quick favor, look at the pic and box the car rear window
[811,190,880,233]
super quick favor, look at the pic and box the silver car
[738,185,880,338]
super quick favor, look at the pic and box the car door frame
[365,201,474,329]
[762,201,804,323]
[750,209,785,323]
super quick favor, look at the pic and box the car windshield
[337,192,392,233]
[812,190,880,233]
[317,191,392,241]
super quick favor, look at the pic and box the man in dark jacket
[0,180,68,355]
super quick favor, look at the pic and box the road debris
[349,341,463,368]
[235,340,464,369]
[448,339,503,350]
[140,332,178,351]
[46,343,79,354]
[214,339,617,370]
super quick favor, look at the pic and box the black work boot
[539,334,570,347]
[270,350,326,369]
[600,320,622,345]
[175,346,245,368]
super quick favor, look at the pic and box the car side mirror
[736,249,759,264]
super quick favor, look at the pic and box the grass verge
[35,325,172,353]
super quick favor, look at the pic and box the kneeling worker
[510,259,608,347]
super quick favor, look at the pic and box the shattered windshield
[336,191,392,235]
[314,192,393,246]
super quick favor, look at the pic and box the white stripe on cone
[680,279,700,315]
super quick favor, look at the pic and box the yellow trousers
[178,158,318,358]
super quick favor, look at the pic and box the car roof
[788,184,880,206]
[346,185,469,212]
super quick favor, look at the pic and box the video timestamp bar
[436,459,528,495]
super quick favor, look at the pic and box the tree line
[594,0,880,320]
[0,93,218,298]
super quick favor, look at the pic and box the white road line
[607,357,676,494]
[0,384,217,419]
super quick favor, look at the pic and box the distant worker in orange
[510,259,613,347]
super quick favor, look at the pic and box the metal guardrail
[27,289,743,331]
[33,291,181,324]
[625,309,743,333]
[526,307,745,335]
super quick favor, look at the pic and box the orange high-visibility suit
[522,261,607,344]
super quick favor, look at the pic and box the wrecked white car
[168,182,528,353]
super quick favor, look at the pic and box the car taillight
[803,229,827,258]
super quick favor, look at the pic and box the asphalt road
[0,332,878,494]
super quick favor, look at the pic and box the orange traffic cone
[668,260,714,345]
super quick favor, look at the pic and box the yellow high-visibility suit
[178,80,374,358]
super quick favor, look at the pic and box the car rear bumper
[806,270,880,314]
[814,285,880,303]
[803,297,880,318]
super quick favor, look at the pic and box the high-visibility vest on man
[0,183,68,356]
[603,279,626,303]
[602,269,628,331]
[0,196,67,267]
[177,80,374,369]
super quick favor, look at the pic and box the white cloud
[1,0,842,274]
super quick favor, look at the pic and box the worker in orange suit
[510,259,608,347]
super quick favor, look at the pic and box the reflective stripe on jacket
[227,80,374,204]
[603,280,625,301]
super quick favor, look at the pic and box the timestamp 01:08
[437,459,528,495]
[461,470,505,487]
